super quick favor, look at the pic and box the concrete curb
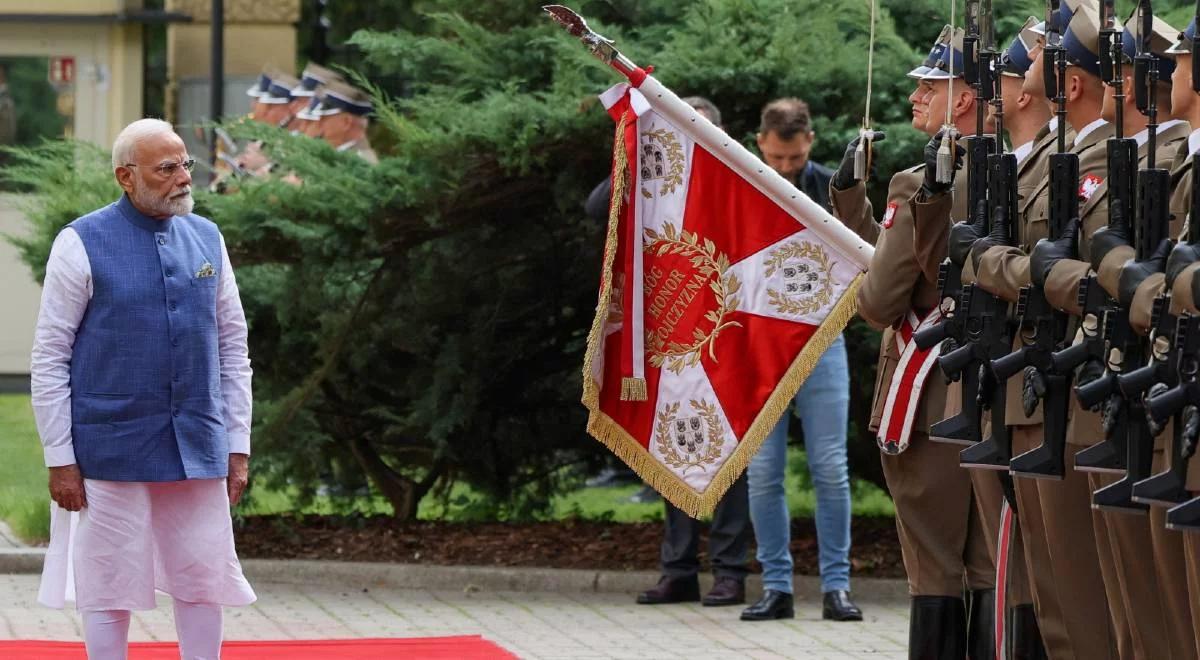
[0,549,908,600]
[0,549,46,574]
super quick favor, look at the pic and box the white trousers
[39,478,256,612]
[83,599,223,660]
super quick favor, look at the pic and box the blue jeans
[748,334,851,594]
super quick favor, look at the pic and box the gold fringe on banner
[581,272,865,518]
[579,111,630,401]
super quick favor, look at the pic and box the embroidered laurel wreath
[764,241,837,316]
[642,223,742,375]
[653,399,726,472]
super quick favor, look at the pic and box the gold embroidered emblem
[642,223,742,375]
[639,127,685,197]
[195,262,216,279]
[764,241,837,316]
[654,399,725,473]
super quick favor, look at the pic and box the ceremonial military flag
[581,74,875,516]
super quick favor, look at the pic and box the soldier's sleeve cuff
[1045,259,1091,315]
[228,433,251,455]
[974,247,1029,302]
[43,445,76,468]
[1096,245,1135,299]
[1172,264,1200,314]
[1129,273,1165,336]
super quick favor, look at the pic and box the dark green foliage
[29,0,1171,517]
[2,141,120,279]
[2,58,69,148]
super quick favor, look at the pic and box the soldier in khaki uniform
[287,62,345,128]
[949,20,1063,659]
[959,4,1122,659]
[1023,5,1189,659]
[1156,67,1200,643]
[1093,15,1196,660]
[1110,19,1200,659]
[251,74,300,128]
[308,80,380,164]
[828,29,997,659]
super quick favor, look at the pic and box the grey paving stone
[0,574,908,658]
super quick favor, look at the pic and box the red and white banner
[877,309,942,454]
[582,78,873,516]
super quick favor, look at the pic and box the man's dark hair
[758,97,813,140]
[681,96,721,126]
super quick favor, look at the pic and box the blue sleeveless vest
[69,195,228,482]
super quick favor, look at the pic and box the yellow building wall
[0,0,147,376]
[166,0,300,78]
[0,0,135,12]
[168,24,297,80]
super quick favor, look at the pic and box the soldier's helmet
[999,16,1042,77]
[1118,9,1180,76]
[920,27,967,80]
[1165,16,1197,55]
[909,25,954,79]
[290,62,345,98]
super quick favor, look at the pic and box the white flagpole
[543,4,874,270]
[634,76,875,270]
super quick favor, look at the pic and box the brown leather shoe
[636,575,700,604]
[701,576,746,606]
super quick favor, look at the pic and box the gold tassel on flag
[620,377,647,401]
[606,113,647,403]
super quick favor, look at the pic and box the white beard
[133,185,193,218]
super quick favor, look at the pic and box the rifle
[914,9,997,448]
[1047,0,1138,474]
[1134,303,1194,506]
[1092,0,1169,513]
[931,0,1019,470]
[1151,314,1200,529]
[1138,24,1200,508]
[993,0,1079,479]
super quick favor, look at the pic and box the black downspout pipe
[209,0,223,180]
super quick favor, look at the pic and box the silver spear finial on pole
[543,5,641,78]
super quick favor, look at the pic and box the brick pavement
[0,573,910,659]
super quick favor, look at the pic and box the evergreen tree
[8,0,1013,518]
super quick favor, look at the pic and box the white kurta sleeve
[30,228,92,468]
[216,234,253,455]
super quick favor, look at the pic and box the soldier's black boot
[908,596,967,660]
[966,589,995,660]
[1007,604,1048,660]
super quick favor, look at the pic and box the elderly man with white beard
[30,118,256,659]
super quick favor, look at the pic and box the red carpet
[0,636,518,659]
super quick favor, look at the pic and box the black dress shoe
[740,589,794,620]
[701,577,745,606]
[822,589,863,621]
[636,575,700,604]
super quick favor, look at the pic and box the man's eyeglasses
[124,158,196,178]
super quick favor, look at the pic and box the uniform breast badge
[1078,173,1103,201]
